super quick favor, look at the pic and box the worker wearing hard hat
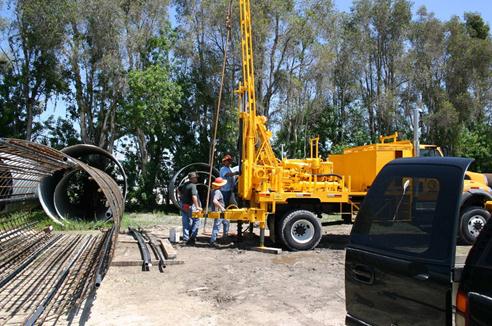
[219,154,238,207]
[209,177,229,246]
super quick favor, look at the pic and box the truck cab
[345,157,492,326]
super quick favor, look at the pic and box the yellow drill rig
[195,0,352,251]
[179,1,491,250]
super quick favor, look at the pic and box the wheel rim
[467,215,486,239]
[290,219,315,244]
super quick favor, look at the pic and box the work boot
[186,238,196,246]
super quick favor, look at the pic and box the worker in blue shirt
[219,154,238,207]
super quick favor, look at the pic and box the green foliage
[465,13,490,40]
[455,125,492,172]
[1,0,492,213]
[0,0,69,140]
[40,116,80,149]
[7,210,111,231]
[121,32,183,210]
[126,65,181,130]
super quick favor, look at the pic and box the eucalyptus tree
[64,0,125,150]
[0,0,68,140]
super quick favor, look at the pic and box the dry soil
[85,215,351,326]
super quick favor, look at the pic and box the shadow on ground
[183,229,350,252]
[317,233,350,250]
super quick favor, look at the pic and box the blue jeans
[189,217,201,240]
[181,206,192,241]
[181,204,201,241]
[210,218,230,243]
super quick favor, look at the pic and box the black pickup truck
[345,157,492,326]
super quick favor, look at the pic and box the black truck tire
[459,206,490,244]
[279,210,322,251]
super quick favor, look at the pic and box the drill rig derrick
[231,0,351,250]
[172,0,351,250]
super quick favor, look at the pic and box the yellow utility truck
[330,133,492,244]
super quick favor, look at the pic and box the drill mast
[237,0,278,201]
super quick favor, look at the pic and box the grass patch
[2,210,112,231]
[37,217,112,231]
[3,210,184,232]
[121,212,181,231]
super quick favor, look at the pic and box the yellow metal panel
[331,140,413,193]
[485,201,492,213]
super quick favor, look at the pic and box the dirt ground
[86,214,351,326]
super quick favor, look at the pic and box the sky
[335,0,492,25]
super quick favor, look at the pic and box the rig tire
[459,206,490,244]
[279,210,322,251]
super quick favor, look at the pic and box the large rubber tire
[459,206,490,245]
[279,210,322,251]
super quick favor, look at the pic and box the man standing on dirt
[209,177,229,246]
[220,155,238,207]
[180,172,202,245]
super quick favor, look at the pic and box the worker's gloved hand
[191,204,203,212]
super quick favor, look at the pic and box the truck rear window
[351,164,463,261]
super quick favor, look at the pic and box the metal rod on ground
[204,0,234,232]
[129,228,152,271]
[142,231,166,273]
[0,221,21,240]
[0,234,63,289]
[0,225,50,254]
[95,226,115,287]
[0,228,52,272]
[24,236,92,326]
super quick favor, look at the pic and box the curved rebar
[168,162,220,209]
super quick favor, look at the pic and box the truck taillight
[456,290,468,326]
